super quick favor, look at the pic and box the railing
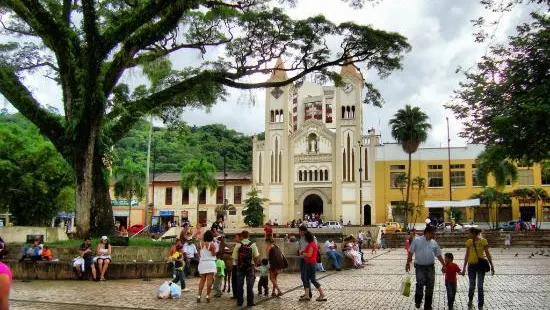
[129,225,150,239]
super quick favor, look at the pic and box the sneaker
[336,268,342,271]
[182,288,190,292]
[196,296,201,303]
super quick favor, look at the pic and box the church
[252,59,380,225]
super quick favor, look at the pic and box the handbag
[401,274,412,297]
[472,239,491,273]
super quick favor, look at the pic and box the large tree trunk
[74,141,114,237]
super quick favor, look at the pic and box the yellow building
[375,143,550,227]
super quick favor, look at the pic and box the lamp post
[358,140,363,226]
[223,152,228,216]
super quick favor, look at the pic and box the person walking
[266,238,284,297]
[442,252,461,310]
[299,231,327,302]
[230,233,241,300]
[405,226,446,310]
[462,227,495,310]
[0,261,12,310]
[197,230,217,303]
[232,230,259,307]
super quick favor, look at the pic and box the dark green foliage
[243,188,268,227]
[449,13,550,163]
[0,113,74,226]
[112,120,253,173]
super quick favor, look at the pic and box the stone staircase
[385,231,550,249]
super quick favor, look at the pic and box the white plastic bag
[170,282,181,299]
[157,281,171,299]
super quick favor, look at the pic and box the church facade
[252,59,380,225]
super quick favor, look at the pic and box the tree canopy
[449,13,550,163]
[0,113,74,225]
[0,0,410,236]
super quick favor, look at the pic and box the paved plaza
[9,247,550,310]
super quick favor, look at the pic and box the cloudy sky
[2,0,539,147]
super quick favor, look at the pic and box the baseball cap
[101,236,108,240]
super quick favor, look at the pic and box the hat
[101,236,108,240]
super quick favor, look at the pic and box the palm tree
[494,191,511,229]
[180,159,218,227]
[470,188,499,229]
[389,105,431,230]
[532,188,548,229]
[392,173,408,221]
[475,148,518,189]
[411,176,426,228]
[114,159,146,229]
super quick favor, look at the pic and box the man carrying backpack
[232,230,259,307]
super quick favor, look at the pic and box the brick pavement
[9,247,550,310]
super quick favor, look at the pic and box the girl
[462,228,495,310]
[96,236,112,281]
[266,238,284,297]
[299,231,327,302]
[197,230,217,303]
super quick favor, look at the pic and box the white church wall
[342,187,356,201]
[268,204,283,223]
[341,203,357,224]
[269,186,283,203]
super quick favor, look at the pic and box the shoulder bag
[472,239,491,273]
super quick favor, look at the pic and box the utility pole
[223,153,228,215]
[447,117,453,221]
[358,140,363,226]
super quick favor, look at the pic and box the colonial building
[252,59,379,225]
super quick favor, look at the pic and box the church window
[324,169,329,181]
[303,170,307,181]
[278,152,282,182]
[314,170,318,181]
[364,148,368,180]
[347,133,351,181]
[270,110,275,123]
[274,137,279,183]
[298,170,302,181]
[351,106,355,119]
[270,153,274,183]
[308,133,318,153]
[309,170,312,181]
[343,149,347,180]
[259,154,262,183]
[325,104,333,123]
[279,109,284,122]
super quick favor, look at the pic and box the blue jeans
[445,282,457,309]
[303,263,321,289]
[172,270,186,289]
[326,251,342,269]
[468,265,486,307]
[414,264,435,310]
[236,269,255,306]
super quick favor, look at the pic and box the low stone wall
[4,260,171,280]
[0,227,68,243]
[6,245,170,262]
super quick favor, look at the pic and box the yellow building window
[450,164,465,187]
[428,170,443,188]
[518,170,534,186]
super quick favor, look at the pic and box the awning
[159,210,175,216]
[425,199,480,208]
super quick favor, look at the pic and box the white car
[444,223,463,231]
[305,221,318,228]
[320,221,342,229]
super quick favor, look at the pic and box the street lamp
[358,140,363,226]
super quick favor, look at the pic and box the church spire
[267,57,288,82]
[339,55,363,81]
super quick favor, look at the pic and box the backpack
[237,242,254,273]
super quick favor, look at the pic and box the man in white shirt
[357,230,365,250]
[183,239,199,277]
[324,238,342,271]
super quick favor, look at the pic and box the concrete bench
[3,260,172,280]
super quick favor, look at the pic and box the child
[504,233,511,249]
[380,232,387,249]
[442,252,462,310]
[257,258,269,296]
[41,246,53,261]
[213,252,225,297]
[171,245,189,292]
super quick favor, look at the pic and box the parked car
[128,224,145,234]
[383,222,402,233]
[443,223,462,231]
[320,221,342,229]
[501,220,519,231]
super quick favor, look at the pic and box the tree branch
[101,0,187,97]
[99,0,183,56]
[0,67,66,151]
[16,61,59,72]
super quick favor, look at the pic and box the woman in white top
[197,230,217,303]
[95,236,112,281]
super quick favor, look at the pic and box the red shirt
[303,242,318,264]
[264,226,273,235]
[444,263,461,284]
